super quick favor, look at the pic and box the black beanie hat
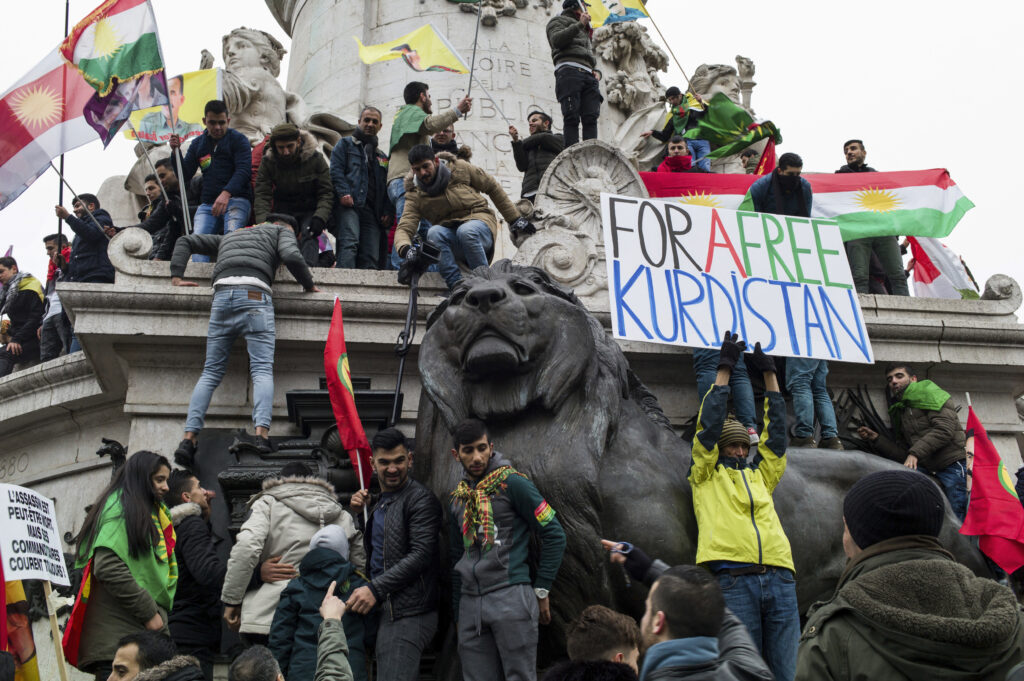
[843,469,945,550]
[564,0,587,10]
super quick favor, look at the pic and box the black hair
[668,135,688,146]
[777,152,803,170]
[884,362,916,377]
[527,110,553,126]
[665,86,682,97]
[279,461,312,478]
[740,148,758,158]
[452,418,489,448]
[566,604,641,662]
[360,106,383,120]
[115,631,178,670]
[166,469,198,508]
[843,139,865,150]
[170,74,185,91]
[204,99,229,116]
[408,144,436,166]
[75,193,100,209]
[403,81,429,105]
[541,660,637,681]
[43,233,69,247]
[229,645,281,681]
[144,174,158,184]
[74,451,172,561]
[265,212,298,233]
[653,568,725,638]
[0,257,16,270]
[154,157,174,171]
[372,427,409,452]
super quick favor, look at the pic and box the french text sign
[601,194,874,363]
[0,484,70,585]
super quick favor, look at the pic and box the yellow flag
[355,24,469,74]
[588,0,650,28]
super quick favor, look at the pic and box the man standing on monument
[510,110,565,201]
[751,153,842,450]
[547,0,602,147]
[836,140,909,297]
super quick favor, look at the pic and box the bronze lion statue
[416,260,984,661]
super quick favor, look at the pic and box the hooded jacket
[134,655,206,681]
[269,547,370,681]
[796,535,1024,680]
[394,155,520,255]
[748,172,812,217]
[220,476,365,635]
[640,610,773,681]
[546,9,596,68]
[64,208,115,283]
[0,273,44,346]
[512,130,564,198]
[872,396,967,473]
[254,130,334,224]
[167,502,225,648]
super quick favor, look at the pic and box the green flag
[389,104,429,152]
[684,92,782,160]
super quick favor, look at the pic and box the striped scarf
[451,465,525,551]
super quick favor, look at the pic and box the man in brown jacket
[395,144,520,289]
[856,363,969,519]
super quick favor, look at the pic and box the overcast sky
[2,0,1022,298]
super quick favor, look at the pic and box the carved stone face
[708,74,741,104]
[224,35,264,71]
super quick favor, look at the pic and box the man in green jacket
[546,0,601,147]
[796,469,1024,680]
[857,363,969,519]
[448,418,567,681]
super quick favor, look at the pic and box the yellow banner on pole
[355,24,469,74]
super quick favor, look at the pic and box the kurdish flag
[324,298,373,488]
[355,24,469,74]
[60,0,164,96]
[588,0,650,27]
[960,407,1024,573]
[908,237,979,300]
[641,168,973,241]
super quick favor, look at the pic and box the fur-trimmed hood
[134,655,205,681]
[403,150,472,192]
[169,501,203,526]
[248,475,342,525]
[262,129,320,163]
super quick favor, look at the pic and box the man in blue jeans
[394,145,520,289]
[693,349,759,446]
[168,214,319,469]
[856,363,969,519]
[171,99,253,263]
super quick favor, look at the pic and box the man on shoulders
[449,418,566,681]
[509,110,564,201]
[346,428,442,681]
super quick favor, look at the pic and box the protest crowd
[0,2,1018,681]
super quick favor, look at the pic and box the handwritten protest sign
[601,194,874,363]
[0,483,70,586]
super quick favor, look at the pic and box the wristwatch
[534,588,550,600]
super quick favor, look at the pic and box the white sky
[2,0,1022,294]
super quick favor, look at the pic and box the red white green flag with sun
[959,407,1024,573]
[324,297,373,488]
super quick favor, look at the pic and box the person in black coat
[0,257,44,377]
[54,193,115,284]
[509,110,565,201]
[166,471,225,681]
[347,428,443,681]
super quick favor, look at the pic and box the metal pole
[470,76,512,128]
[49,162,107,232]
[126,120,173,208]
[390,272,422,427]
[173,149,193,234]
[56,0,70,247]
[641,4,695,94]
[464,0,484,109]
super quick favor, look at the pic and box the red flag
[61,560,93,666]
[324,298,372,488]
[959,407,1024,573]
[755,137,776,175]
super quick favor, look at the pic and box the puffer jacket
[394,155,520,255]
[546,10,596,68]
[796,535,1024,680]
[168,222,315,290]
[64,208,115,283]
[269,547,369,681]
[167,503,224,648]
[512,131,564,197]
[254,131,334,224]
[134,655,206,681]
[688,384,794,571]
[330,133,390,211]
[358,479,442,620]
[873,397,967,473]
[220,476,365,635]
[640,611,773,681]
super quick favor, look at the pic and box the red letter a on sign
[704,209,747,277]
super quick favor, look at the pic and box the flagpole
[965,392,972,408]
[172,149,193,235]
[126,120,173,208]
[353,450,369,525]
[49,162,107,232]
[464,0,484,116]
[470,76,512,128]
[639,3,695,96]
[56,0,71,259]
[43,581,71,681]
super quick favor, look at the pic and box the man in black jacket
[54,193,115,284]
[547,0,601,147]
[124,158,189,261]
[0,257,44,377]
[347,428,442,681]
[169,214,319,468]
[166,470,225,680]
[510,110,565,201]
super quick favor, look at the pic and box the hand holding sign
[717,331,746,370]
[748,342,776,374]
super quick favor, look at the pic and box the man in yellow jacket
[688,332,799,681]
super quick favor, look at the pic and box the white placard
[601,193,874,363]
[0,483,70,586]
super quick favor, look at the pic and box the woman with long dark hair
[65,451,177,680]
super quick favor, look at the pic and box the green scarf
[389,104,429,153]
[76,492,178,611]
[888,380,951,434]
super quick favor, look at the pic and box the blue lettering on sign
[818,287,871,362]
[672,270,709,346]
[741,277,777,352]
[803,286,836,359]
[613,260,653,339]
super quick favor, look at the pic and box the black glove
[622,544,654,583]
[717,331,746,370]
[510,216,536,238]
[397,247,421,286]
[309,216,326,237]
[747,342,776,374]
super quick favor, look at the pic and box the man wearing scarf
[448,418,566,681]
[0,257,44,377]
[856,363,969,519]
[330,108,395,270]
[750,153,842,451]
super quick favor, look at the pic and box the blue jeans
[693,349,757,430]
[191,197,252,262]
[376,610,438,681]
[687,138,711,172]
[335,206,382,269]
[427,220,494,289]
[785,358,838,439]
[934,460,968,521]
[184,287,275,433]
[717,568,800,681]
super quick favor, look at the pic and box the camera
[398,239,441,285]
[510,216,537,239]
